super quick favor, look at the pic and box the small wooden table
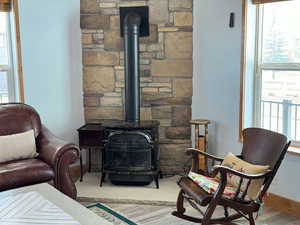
[0,183,111,225]
[190,119,211,171]
[77,123,104,182]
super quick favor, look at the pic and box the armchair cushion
[188,171,238,199]
[220,153,270,200]
[0,158,54,191]
[0,130,38,163]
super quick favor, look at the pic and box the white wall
[18,0,84,143]
[193,0,243,156]
[193,0,300,201]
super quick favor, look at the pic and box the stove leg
[88,148,92,173]
[100,172,106,187]
[159,170,163,179]
[79,149,83,182]
[155,174,159,189]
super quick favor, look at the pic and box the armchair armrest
[37,125,80,199]
[211,165,272,180]
[37,126,79,168]
[186,148,224,162]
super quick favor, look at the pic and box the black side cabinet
[77,123,104,181]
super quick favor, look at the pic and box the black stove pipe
[123,13,141,122]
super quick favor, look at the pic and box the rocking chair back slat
[234,177,244,201]
[241,179,252,201]
[211,159,215,168]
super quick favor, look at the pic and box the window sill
[288,146,300,157]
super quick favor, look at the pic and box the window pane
[261,70,300,103]
[261,70,300,141]
[0,71,8,103]
[262,1,300,63]
[0,12,9,65]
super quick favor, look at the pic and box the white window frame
[253,4,300,144]
[0,11,16,102]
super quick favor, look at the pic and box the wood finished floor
[81,201,300,225]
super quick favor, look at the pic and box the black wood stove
[101,120,160,188]
[100,6,160,188]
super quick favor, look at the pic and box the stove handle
[107,131,153,144]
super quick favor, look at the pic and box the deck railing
[261,100,300,141]
[0,91,8,103]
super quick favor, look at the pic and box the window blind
[0,0,11,12]
[252,0,292,4]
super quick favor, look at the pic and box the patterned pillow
[219,153,270,200]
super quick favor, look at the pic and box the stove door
[104,131,153,171]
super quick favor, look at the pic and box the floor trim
[265,193,300,219]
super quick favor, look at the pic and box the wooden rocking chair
[172,128,290,225]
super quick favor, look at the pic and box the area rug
[87,203,138,225]
[81,199,300,225]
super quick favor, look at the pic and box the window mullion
[253,5,264,128]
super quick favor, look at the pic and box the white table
[0,183,112,225]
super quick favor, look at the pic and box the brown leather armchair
[0,103,80,199]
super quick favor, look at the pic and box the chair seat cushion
[188,171,238,199]
[0,158,54,191]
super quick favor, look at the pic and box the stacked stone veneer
[81,0,193,174]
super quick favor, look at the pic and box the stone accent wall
[81,0,193,174]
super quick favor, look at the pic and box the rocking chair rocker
[172,128,290,225]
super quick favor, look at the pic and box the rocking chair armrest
[186,148,224,162]
[211,165,273,179]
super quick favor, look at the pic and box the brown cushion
[220,153,270,200]
[0,158,54,191]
